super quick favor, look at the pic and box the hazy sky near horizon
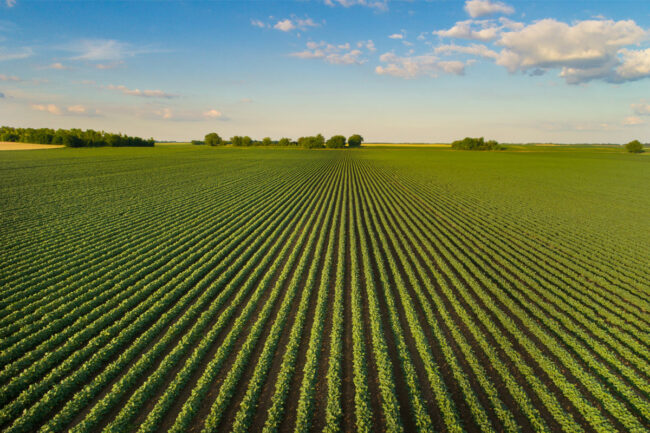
[1,0,650,143]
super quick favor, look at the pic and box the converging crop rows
[1,146,648,432]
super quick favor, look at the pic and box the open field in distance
[0,142,64,151]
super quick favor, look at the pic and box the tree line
[199,133,364,149]
[0,126,154,147]
[451,137,503,151]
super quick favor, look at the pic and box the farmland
[1,145,649,433]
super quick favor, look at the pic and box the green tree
[278,137,291,146]
[451,137,502,150]
[326,135,346,148]
[262,137,272,146]
[242,136,252,146]
[348,134,364,147]
[205,133,222,146]
[625,139,644,153]
[298,134,325,149]
[230,136,243,146]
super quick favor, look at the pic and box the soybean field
[1,145,649,433]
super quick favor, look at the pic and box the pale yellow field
[0,142,64,151]
[365,143,451,147]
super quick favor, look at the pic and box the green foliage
[625,139,644,153]
[204,133,223,146]
[348,134,364,147]
[326,135,346,148]
[277,137,292,146]
[191,140,205,145]
[451,137,502,150]
[298,134,325,149]
[1,147,648,433]
[0,126,154,147]
[261,137,272,146]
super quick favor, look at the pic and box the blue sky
[1,0,649,143]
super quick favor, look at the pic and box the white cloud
[95,61,124,70]
[435,20,502,41]
[496,19,648,84]
[68,39,132,61]
[106,84,177,98]
[67,105,86,114]
[324,0,388,11]
[290,40,368,65]
[632,102,650,115]
[272,16,320,32]
[623,116,645,126]
[0,73,20,81]
[251,19,266,28]
[32,103,62,115]
[616,48,650,81]
[327,49,364,64]
[357,40,376,51]
[146,107,227,122]
[153,108,174,120]
[0,46,32,61]
[203,109,222,118]
[6,0,16,7]
[389,33,404,40]
[66,39,160,63]
[274,19,296,32]
[464,0,514,18]
[46,62,69,70]
[434,43,499,59]
[375,52,467,78]
[295,17,319,29]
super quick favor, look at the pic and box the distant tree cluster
[625,140,645,153]
[202,132,364,149]
[451,137,502,151]
[191,140,205,145]
[0,126,154,147]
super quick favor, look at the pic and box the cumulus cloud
[434,20,502,41]
[106,84,177,98]
[464,0,514,18]
[203,109,222,118]
[496,19,649,84]
[271,16,320,32]
[434,43,499,59]
[375,52,467,78]
[274,19,295,32]
[31,103,96,116]
[251,19,266,28]
[32,103,62,115]
[357,40,376,51]
[290,40,369,65]
[389,33,404,40]
[616,48,650,81]
[6,0,16,8]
